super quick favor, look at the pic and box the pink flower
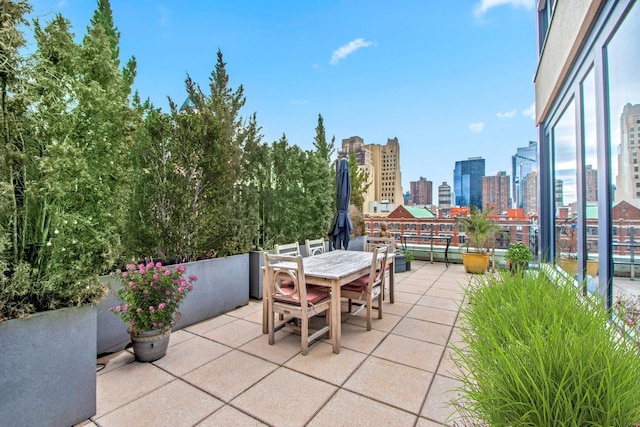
[136,307,142,313]
[165,270,171,276]
[188,285,194,291]
[115,305,122,312]
[158,303,165,309]
[153,274,159,280]
[189,275,197,282]
[122,272,129,278]
[124,304,129,311]
[143,289,148,295]
[149,306,155,312]
[165,290,171,295]
[155,262,163,268]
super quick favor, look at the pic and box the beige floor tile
[421,374,466,426]
[197,405,267,426]
[381,300,414,317]
[153,335,232,376]
[96,362,175,417]
[185,314,236,335]
[400,276,436,287]
[327,322,388,354]
[183,350,277,402]
[227,301,263,319]
[97,350,134,375]
[96,379,222,427]
[393,291,423,304]
[426,287,465,301]
[399,283,432,295]
[204,318,263,348]
[232,367,337,427]
[416,295,461,312]
[373,334,444,372]
[437,346,465,380]
[307,389,417,426]
[345,310,402,332]
[406,305,459,326]
[343,356,433,414]
[242,308,265,325]
[392,317,452,346]
[285,341,367,385]
[239,330,303,363]
[167,329,197,347]
[415,417,448,426]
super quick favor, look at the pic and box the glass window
[607,2,640,281]
[554,99,577,264]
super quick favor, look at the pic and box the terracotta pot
[462,252,490,274]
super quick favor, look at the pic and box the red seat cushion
[342,276,369,292]
[274,286,329,305]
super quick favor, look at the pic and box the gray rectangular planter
[249,250,265,300]
[98,253,250,354]
[0,305,97,426]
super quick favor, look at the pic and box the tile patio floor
[85,260,474,427]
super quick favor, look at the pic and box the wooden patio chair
[341,245,388,330]
[305,238,326,256]
[263,253,331,355]
[274,242,301,256]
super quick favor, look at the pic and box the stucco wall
[534,0,603,124]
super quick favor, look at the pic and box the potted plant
[457,207,503,274]
[110,262,196,362]
[403,250,415,271]
[505,242,532,274]
[557,217,598,277]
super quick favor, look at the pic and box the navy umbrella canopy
[329,158,352,250]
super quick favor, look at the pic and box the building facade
[614,103,640,203]
[512,141,537,209]
[535,0,638,307]
[453,157,485,209]
[338,136,404,211]
[482,171,510,214]
[522,171,538,217]
[410,177,433,205]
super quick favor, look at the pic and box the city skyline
[28,0,538,191]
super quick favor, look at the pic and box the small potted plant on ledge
[111,262,197,362]
[505,242,532,274]
[403,250,415,271]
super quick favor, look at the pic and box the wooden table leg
[262,268,268,334]
[331,280,341,353]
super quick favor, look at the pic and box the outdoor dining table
[262,249,395,353]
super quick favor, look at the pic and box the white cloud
[469,122,485,133]
[473,0,535,18]
[330,38,374,65]
[522,102,536,120]
[157,6,170,26]
[497,109,517,119]
[290,100,309,105]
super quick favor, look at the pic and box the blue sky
[29,0,538,193]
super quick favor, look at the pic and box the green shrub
[452,270,640,426]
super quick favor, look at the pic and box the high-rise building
[482,171,510,214]
[512,141,537,209]
[338,136,403,211]
[410,177,432,205]
[615,103,640,202]
[522,171,538,216]
[585,164,598,202]
[555,179,563,207]
[438,182,452,208]
[453,157,485,209]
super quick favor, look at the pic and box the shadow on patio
[86,260,472,427]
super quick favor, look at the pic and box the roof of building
[389,205,436,219]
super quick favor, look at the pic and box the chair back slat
[305,238,326,256]
[264,253,307,305]
[365,236,396,254]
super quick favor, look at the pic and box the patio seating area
[86,260,471,427]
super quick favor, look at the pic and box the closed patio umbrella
[329,158,352,250]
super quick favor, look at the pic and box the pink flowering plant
[110,262,197,333]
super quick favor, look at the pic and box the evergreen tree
[348,151,370,236]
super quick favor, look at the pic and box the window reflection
[554,99,577,268]
[607,3,640,278]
